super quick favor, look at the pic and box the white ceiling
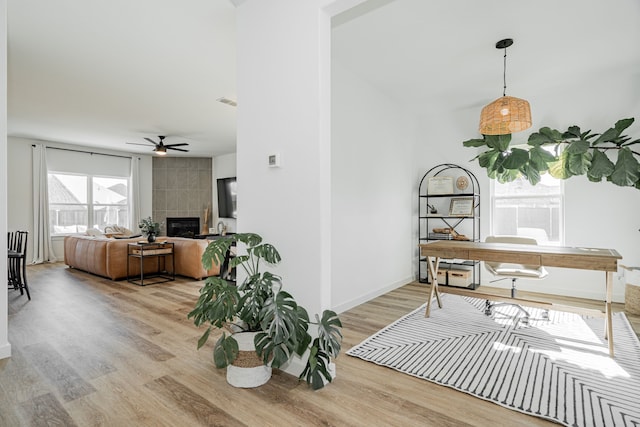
[8,0,640,157]
[8,0,237,157]
[333,0,640,127]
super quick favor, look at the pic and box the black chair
[8,230,30,300]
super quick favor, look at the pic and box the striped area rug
[347,294,640,427]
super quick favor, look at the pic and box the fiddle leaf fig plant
[463,118,640,188]
[187,232,343,390]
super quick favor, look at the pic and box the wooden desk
[419,240,622,357]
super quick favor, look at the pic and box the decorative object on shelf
[188,233,343,390]
[201,206,210,235]
[463,118,640,189]
[138,217,163,243]
[449,197,475,217]
[427,176,454,194]
[426,203,438,214]
[432,227,469,241]
[456,176,469,191]
[479,38,532,136]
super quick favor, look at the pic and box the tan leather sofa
[64,235,219,280]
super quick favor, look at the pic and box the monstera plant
[188,232,342,389]
[463,118,640,189]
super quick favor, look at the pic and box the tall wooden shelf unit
[418,163,481,289]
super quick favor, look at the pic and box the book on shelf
[428,233,453,240]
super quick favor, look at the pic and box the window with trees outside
[491,172,564,246]
[48,173,129,235]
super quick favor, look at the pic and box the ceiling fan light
[154,146,167,155]
[479,96,532,135]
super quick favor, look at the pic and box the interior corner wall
[7,137,153,261]
[1,0,10,360]
[331,61,415,312]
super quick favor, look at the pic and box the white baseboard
[332,276,414,314]
[0,342,11,360]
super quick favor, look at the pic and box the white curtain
[32,144,57,263]
[129,156,141,231]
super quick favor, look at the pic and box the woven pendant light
[479,39,532,135]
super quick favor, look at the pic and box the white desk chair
[484,235,549,325]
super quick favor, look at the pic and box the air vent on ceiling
[217,97,237,107]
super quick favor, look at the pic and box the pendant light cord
[502,47,507,97]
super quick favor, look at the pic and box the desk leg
[425,256,442,318]
[605,271,614,358]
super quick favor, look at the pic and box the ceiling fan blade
[126,142,154,146]
[144,137,158,145]
[167,147,189,152]
[164,143,189,148]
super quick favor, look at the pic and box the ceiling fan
[126,136,189,155]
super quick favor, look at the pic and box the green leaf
[462,138,487,148]
[256,290,301,368]
[522,163,541,186]
[528,131,555,146]
[485,134,511,151]
[565,139,590,155]
[299,342,333,390]
[614,118,634,134]
[250,243,281,265]
[477,149,500,169]
[213,333,239,369]
[567,152,592,175]
[495,168,520,183]
[201,237,233,270]
[592,127,620,145]
[187,276,240,329]
[316,310,343,358]
[501,148,529,170]
[610,147,640,186]
[548,151,572,179]
[539,127,563,141]
[562,126,582,139]
[529,146,557,171]
[587,149,615,181]
[196,327,212,350]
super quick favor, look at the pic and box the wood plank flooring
[1,263,638,426]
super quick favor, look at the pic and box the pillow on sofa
[104,225,134,236]
[85,228,103,237]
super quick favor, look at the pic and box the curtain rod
[32,144,140,160]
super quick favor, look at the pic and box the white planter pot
[226,332,272,388]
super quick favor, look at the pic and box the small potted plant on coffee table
[188,232,342,389]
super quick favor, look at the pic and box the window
[491,172,564,245]
[48,173,129,235]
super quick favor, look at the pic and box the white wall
[7,137,153,261]
[213,152,237,232]
[235,0,333,316]
[1,0,10,360]
[331,61,415,312]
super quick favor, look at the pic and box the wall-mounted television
[217,177,237,219]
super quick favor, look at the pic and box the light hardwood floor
[2,263,638,426]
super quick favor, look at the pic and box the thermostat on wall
[268,153,281,168]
